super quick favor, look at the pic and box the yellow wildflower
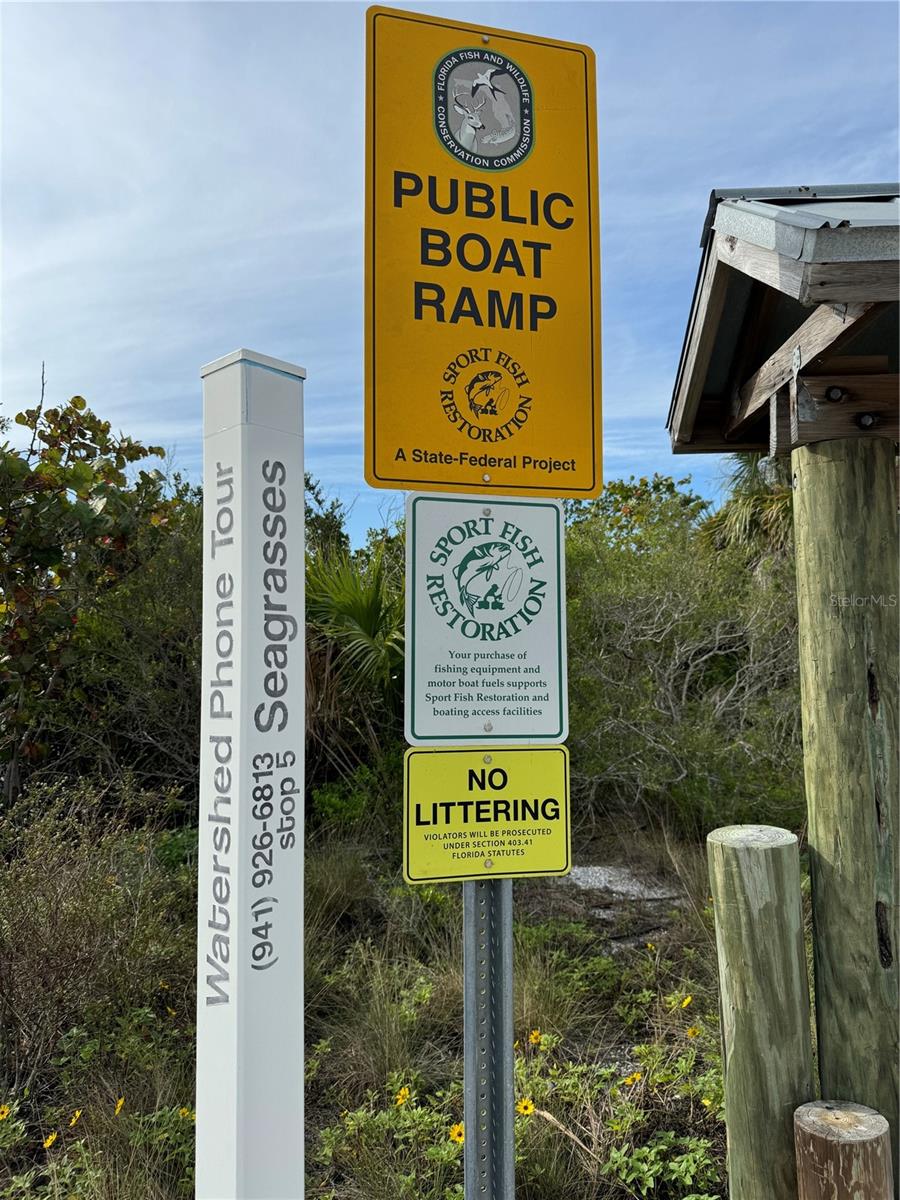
[623,1071,642,1086]
[179,1107,191,1119]
[681,995,693,1009]
[646,942,655,951]
[515,1098,535,1116]
[686,1026,700,1039]
[43,1131,58,1149]
[449,1122,465,1144]
[701,1098,713,1108]
[166,1006,177,1018]
[114,1097,125,1117]
[395,1086,410,1107]
[0,1104,10,1121]
[528,1029,542,1046]
[68,1109,82,1127]
[159,980,170,990]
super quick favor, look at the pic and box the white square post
[196,350,306,1199]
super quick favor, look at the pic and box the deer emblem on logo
[452,93,486,151]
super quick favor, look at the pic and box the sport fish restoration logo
[426,509,548,642]
[434,48,534,171]
[405,494,567,745]
[441,346,532,444]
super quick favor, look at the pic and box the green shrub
[0,780,196,1195]
[565,475,803,838]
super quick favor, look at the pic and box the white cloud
[2,0,896,544]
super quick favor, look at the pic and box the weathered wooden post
[793,437,899,1155]
[795,1101,894,1200]
[707,825,814,1200]
[667,184,899,1194]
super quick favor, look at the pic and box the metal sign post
[196,350,305,1200]
[366,9,598,1196]
[404,744,570,1198]
[464,880,514,1200]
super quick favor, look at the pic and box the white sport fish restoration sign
[405,493,567,745]
[196,350,305,1200]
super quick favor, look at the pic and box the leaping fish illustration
[465,370,503,418]
[453,541,512,615]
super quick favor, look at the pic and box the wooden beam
[670,243,733,447]
[801,373,899,409]
[727,302,879,437]
[670,422,767,454]
[789,374,899,447]
[770,389,792,458]
[807,354,890,376]
[715,234,899,306]
[802,259,900,305]
[716,234,807,299]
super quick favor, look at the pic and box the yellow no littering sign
[365,7,601,497]
[404,745,570,883]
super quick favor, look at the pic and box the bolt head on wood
[855,412,879,429]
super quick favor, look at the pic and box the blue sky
[3,0,898,544]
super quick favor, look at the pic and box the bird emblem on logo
[471,67,508,100]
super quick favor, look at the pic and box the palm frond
[306,548,404,706]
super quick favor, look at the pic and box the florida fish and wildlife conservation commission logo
[434,48,534,171]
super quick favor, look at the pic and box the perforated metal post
[464,879,515,1199]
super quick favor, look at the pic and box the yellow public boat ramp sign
[404,745,570,883]
[365,7,601,498]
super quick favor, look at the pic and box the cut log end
[795,1101,894,1200]
[795,1100,889,1143]
[707,824,797,849]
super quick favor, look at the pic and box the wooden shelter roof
[668,184,899,455]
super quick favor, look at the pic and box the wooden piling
[707,824,814,1200]
[792,437,899,1168]
[795,1101,894,1200]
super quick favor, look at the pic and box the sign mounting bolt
[482,473,491,482]
[483,754,493,764]
[855,412,879,430]
[484,859,494,869]
[483,507,491,517]
[484,721,493,732]
[482,34,490,43]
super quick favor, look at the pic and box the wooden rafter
[716,235,899,305]
[726,302,882,438]
[669,245,733,447]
